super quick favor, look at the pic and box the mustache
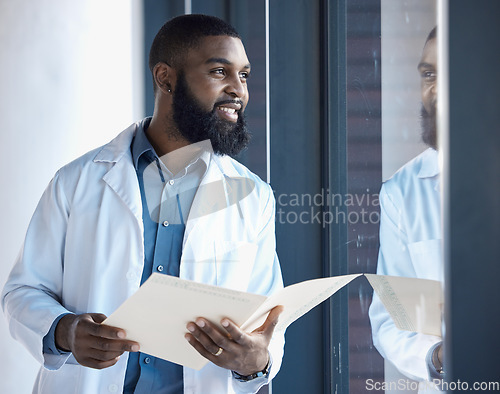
[425,101,437,116]
[420,103,437,121]
[420,103,437,150]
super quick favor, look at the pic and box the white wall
[381,0,436,180]
[0,1,143,392]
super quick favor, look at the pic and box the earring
[168,88,172,93]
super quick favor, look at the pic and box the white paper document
[104,274,266,370]
[104,273,442,370]
[365,274,443,336]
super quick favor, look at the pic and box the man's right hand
[55,313,140,369]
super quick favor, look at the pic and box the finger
[253,305,284,338]
[86,319,129,341]
[198,318,239,352]
[89,337,140,353]
[84,356,121,370]
[84,347,125,362]
[186,320,227,355]
[88,313,108,324]
[184,333,223,365]
[220,318,247,346]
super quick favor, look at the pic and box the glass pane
[345,0,441,392]
[345,1,384,391]
[226,0,268,181]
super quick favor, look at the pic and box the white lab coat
[369,148,443,391]
[2,121,284,394]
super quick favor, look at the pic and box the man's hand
[185,305,284,376]
[55,313,140,369]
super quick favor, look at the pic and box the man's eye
[240,72,250,80]
[422,71,437,80]
[212,68,225,76]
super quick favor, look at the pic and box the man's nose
[225,75,246,98]
[430,81,438,99]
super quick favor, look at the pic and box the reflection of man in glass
[369,27,444,390]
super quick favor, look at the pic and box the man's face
[418,37,437,149]
[171,36,251,156]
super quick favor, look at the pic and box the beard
[171,72,251,156]
[420,103,437,150]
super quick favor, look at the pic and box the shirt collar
[131,117,154,170]
[172,139,212,171]
[131,118,212,177]
[418,147,440,179]
[162,140,211,179]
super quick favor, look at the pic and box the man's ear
[153,62,176,95]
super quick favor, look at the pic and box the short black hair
[425,26,437,44]
[149,14,241,92]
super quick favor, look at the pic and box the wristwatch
[232,361,270,382]
[432,345,444,375]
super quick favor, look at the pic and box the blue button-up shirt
[124,118,209,393]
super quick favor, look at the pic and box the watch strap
[232,361,270,382]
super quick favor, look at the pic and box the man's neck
[146,116,191,157]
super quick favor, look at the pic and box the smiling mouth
[218,106,237,115]
[216,103,241,122]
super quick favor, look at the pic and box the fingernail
[221,320,229,327]
[117,331,125,339]
[187,324,195,332]
[196,320,205,328]
[131,344,140,352]
[185,334,191,342]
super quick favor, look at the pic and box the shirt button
[162,220,169,227]
[144,357,151,364]
[157,265,164,272]
[108,384,118,393]
[169,179,175,185]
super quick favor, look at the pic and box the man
[369,27,444,392]
[2,14,284,394]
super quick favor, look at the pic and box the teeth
[218,107,236,114]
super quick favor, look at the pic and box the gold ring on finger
[213,347,223,356]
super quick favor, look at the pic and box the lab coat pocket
[35,363,81,393]
[214,241,258,291]
[407,238,443,282]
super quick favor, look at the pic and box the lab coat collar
[89,119,246,230]
[93,121,142,221]
[417,148,440,179]
[93,121,140,164]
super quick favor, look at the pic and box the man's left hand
[185,305,284,376]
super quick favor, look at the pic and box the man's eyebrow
[205,57,251,69]
[418,62,435,70]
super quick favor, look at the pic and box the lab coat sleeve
[369,184,440,382]
[232,182,284,394]
[2,171,73,370]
